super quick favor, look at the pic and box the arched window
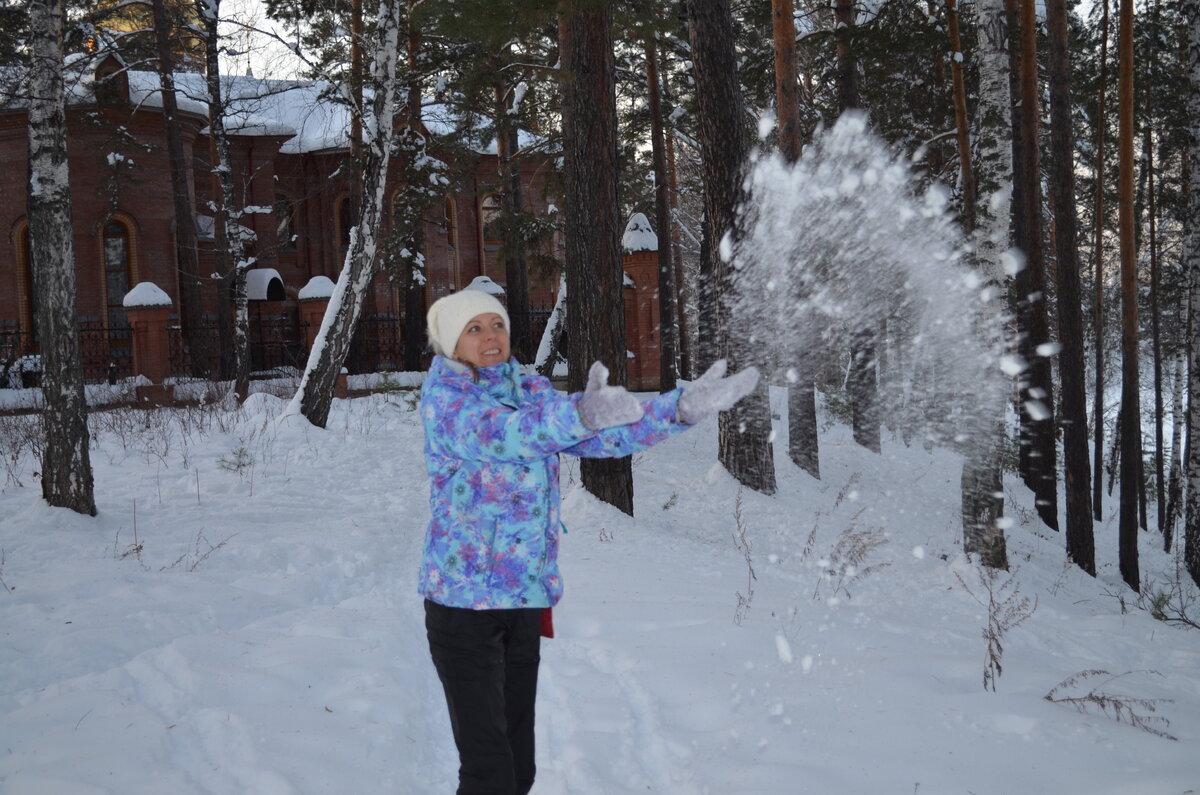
[480,194,502,247]
[13,223,37,347]
[102,219,134,363]
[103,221,133,326]
[275,194,296,250]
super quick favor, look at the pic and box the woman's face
[454,312,510,368]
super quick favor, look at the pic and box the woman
[419,288,757,794]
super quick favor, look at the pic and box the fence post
[621,249,661,391]
[298,276,347,398]
[123,282,175,407]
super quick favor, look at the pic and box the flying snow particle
[1025,400,1050,421]
[996,517,1015,530]
[912,545,925,560]
[785,368,799,383]
[757,111,776,140]
[1001,249,1025,276]
[801,655,814,673]
[1036,342,1062,358]
[769,702,785,717]
[719,233,734,263]
[999,354,1028,376]
[775,633,794,664]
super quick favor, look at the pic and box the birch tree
[28,0,96,516]
[959,0,1008,569]
[197,0,252,402]
[1184,0,1200,587]
[291,0,403,428]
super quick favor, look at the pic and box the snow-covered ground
[1,385,1198,794]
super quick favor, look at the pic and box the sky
[221,0,306,80]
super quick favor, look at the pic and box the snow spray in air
[730,113,1010,449]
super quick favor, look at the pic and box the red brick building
[1,54,559,381]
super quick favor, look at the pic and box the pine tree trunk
[834,0,878,454]
[946,0,976,231]
[1015,0,1059,530]
[1093,0,1111,521]
[293,0,403,428]
[686,0,777,495]
[961,0,1010,569]
[28,0,96,517]
[660,59,693,380]
[1183,0,1200,587]
[1117,0,1141,591]
[559,3,635,514]
[496,56,533,363]
[645,35,677,392]
[152,0,208,379]
[772,0,819,478]
[1047,0,1096,573]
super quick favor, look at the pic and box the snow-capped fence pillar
[621,249,662,392]
[298,276,347,399]
[123,282,175,407]
[621,213,662,392]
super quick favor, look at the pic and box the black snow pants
[425,599,542,795]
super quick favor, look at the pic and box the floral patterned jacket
[419,355,687,610]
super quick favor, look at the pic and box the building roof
[17,54,541,157]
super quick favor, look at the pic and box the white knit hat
[426,289,511,358]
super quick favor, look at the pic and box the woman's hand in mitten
[676,360,760,425]
[577,362,645,430]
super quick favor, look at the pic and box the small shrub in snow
[812,522,889,602]
[1138,555,1200,631]
[732,490,755,625]
[162,530,236,573]
[217,446,254,474]
[1044,670,1176,741]
[0,413,41,487]
[113,525,145,566]
[955,564,1036,691]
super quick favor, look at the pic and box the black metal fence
[1,323,134,387]
[3,306,556,389]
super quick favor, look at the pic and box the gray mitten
[577,362,645,430]
[677,360,760,425]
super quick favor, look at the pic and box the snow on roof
[245,268,285,301]
[465,276,505,295]
[11,56,538,158]
[622,213,658,253]
[122,281,172,308]
[299,275,336,300]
